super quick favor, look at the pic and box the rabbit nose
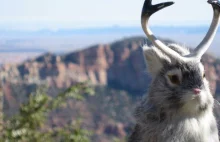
[193,88,201,95]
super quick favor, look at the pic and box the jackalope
[129,0,220,142]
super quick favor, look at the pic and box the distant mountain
[1,26,220,58]
[0,36,219,104]
[0,26,218,37]
[1,36,220,141]
[1,36,220,95]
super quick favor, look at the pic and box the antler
[189,0,220,59]
[141,0,220,62]
[141,0,184,61]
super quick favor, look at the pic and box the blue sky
[0,0,214,30]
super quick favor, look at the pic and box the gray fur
[129,44,219,142]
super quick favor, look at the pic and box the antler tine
[141,0,187,61]
[190,0,220,59]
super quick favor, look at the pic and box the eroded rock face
[1,36,220,105]
[0,37,149,94]
[1,36,220,141]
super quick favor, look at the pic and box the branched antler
[141,0,220,62]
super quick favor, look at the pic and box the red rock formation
[1,36,220,141]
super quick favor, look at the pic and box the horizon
[0,33,220,65]
[0,21,213,31]
[0,25,217,35]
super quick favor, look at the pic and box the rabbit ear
[143,45,171,76]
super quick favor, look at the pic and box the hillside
[1,36,220,141]
[1,36,220,95]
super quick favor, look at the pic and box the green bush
[1,83,94,142]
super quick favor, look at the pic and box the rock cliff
[1,36,220,141]
[1,36,219,96]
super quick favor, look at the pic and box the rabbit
[129,44,219,142]
[128,0,220,142]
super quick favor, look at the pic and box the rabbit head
[141,0,220,115]
[143,44,213,114]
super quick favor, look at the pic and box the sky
[0,0,214,30]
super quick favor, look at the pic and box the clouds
[0,0,213,30]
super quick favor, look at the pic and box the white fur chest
[164,111,219,142]
[182,114,216,142]
[141,110,219,142]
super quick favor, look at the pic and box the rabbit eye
[203,73,206,78]
[168,75,180,85]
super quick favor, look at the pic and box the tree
[1,83,94,142]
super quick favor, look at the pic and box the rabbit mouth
[180,100,209,114]
[180,90,213,113]
[192,95,209,111]
[190,92,208,105]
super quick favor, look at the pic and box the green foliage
[53,119,92,142]
[112,137,127,142]
[1,83,94,142]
